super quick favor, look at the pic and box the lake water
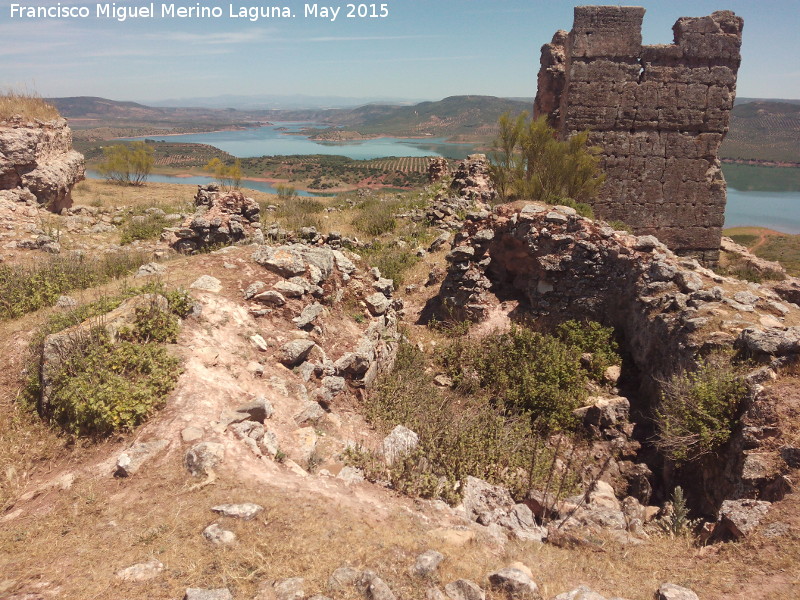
[132,122,477,160]
[110,129,800,232]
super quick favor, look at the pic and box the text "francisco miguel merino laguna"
[9,3,390,22]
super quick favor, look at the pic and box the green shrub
[0,251,147,320]
[360,243,419,289]
[441,325,587,429]
[48,329,181,436]
[354,342,577,502]
[23,285,191,435]
[489,113,605,205]
[556,319,620,381]
[272,194,325,231]
[120,213,169,244]
[98,142,154,186]
[655,354,748,462]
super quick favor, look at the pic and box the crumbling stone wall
[534,6,743,264]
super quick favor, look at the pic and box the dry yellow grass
[0,90,60,121]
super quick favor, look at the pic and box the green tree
[98,142,153,186]
[489,113,605,206]
[204,158,242,190]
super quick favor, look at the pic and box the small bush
[489,113,605,205]
[655,354,748,462]
[120,213,169,244]
[354,342,579,502]
[24,285,191,436]
[656,486,700,537]
[360,243,419,289]
[98,142,154,186]
[608,220,634,233]
[48,329,181,436]
[441,324,587,429]
[0,251,147,320]
[555,319,620,381]
[272,194,325,231]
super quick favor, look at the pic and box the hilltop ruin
[534,6,743,264]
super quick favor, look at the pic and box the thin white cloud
[317,55,479,64]
[306,35,435,42]
[148,30,272,45]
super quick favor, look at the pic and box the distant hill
[294,95,531,141]
[47,96,271,127]
[49,95,800,163]
[722,101,800,164]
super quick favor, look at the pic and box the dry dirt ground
[1,191,799,600]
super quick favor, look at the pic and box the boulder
[184,442,225,477]
[655,584,699,600]
[279,339,317,367]
[114,439,169,477]
[381,425,419,465]
[714,498,771,540]
[203,523,236,545]
[253,245,307,278]
[487,568,540,598]
[412,550,445,578]
[444,579,485,600]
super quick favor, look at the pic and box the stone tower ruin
[534,6,743,264]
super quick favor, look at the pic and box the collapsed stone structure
[434,201,800,514]
[534,6,743,264]
[164,184,262,252]
[0,116,85,212]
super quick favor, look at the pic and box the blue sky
[1,0,798,104]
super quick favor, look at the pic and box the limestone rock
[184,442,225,477]
[294,303,325,329]
[737,326,800,356]
[253,245,307,277]
[272,577,305,600]
[486,568,540,598]
[553,587,607,600]
[279,339,317,367]
[655,584,699,600]
[0,116,84,211]
[460,476,514,525]
[203,523,236,545]
[190,275,222,293]
[114,439,169,477]
[412,550,445,578]
[444,579,485,600]
[211,503,263,520]
[184,588,233,600]
[115,559,164,582]
[253,290,287,306]
[365,292,391,316]
[715,498,771,540]
[329,566,362,590]
[381,425,419,466]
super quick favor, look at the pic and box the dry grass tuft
[0,89,60,121]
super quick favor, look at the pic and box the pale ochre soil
[1,187,799,599]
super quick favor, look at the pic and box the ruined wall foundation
[534,6,743,264]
